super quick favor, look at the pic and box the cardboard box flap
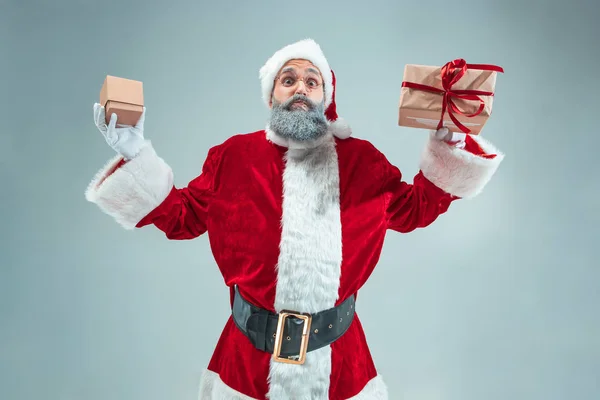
[100,75,144,107]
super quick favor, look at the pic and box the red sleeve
[380,134,498,233]
[379,153,459,233]
[135,146,221,240]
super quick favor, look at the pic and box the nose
[294,80,308,96]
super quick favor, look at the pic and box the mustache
[281,94,317,110]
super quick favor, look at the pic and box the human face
[269,59,325,110]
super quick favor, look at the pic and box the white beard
[268,95,328,142]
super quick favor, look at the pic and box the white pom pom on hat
[259,38,352,139]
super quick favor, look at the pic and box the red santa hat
[259,38,352,139]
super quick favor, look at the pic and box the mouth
[290,100,309,110]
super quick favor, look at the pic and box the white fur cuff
[85,141,174,229]
[419,134,505,198]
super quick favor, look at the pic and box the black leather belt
[232,285,355,365]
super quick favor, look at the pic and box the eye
[282,77,295,86]
[307,78,318,87]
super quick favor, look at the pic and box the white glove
[93,103,147,160]
[432,127,466,149]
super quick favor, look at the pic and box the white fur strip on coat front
[84,141,173,229]
[266,138,344,399]
[419,133,505,198]
[198,369,388,399]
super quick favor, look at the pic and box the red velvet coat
[85,126,503,399]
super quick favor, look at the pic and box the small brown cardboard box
[99,75,144,126]
[398,63,500,135]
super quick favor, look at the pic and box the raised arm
[84,104,220,240]
[381,128,505,233]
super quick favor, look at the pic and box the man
[86,39,504,399]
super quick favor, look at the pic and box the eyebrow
[280,66,321,76]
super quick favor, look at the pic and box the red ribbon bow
[401,59,504,134]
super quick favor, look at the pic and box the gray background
[2,0,599,399]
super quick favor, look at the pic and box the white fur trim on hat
[259,39,333,108]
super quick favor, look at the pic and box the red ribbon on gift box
[401,59,504,134]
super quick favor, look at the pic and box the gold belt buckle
[272,311,312,365]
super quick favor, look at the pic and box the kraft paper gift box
[99,75,144,126]
[398,59,503,135]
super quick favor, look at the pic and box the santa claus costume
[85,39,504,399]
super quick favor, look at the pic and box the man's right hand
[93,103,147,160]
